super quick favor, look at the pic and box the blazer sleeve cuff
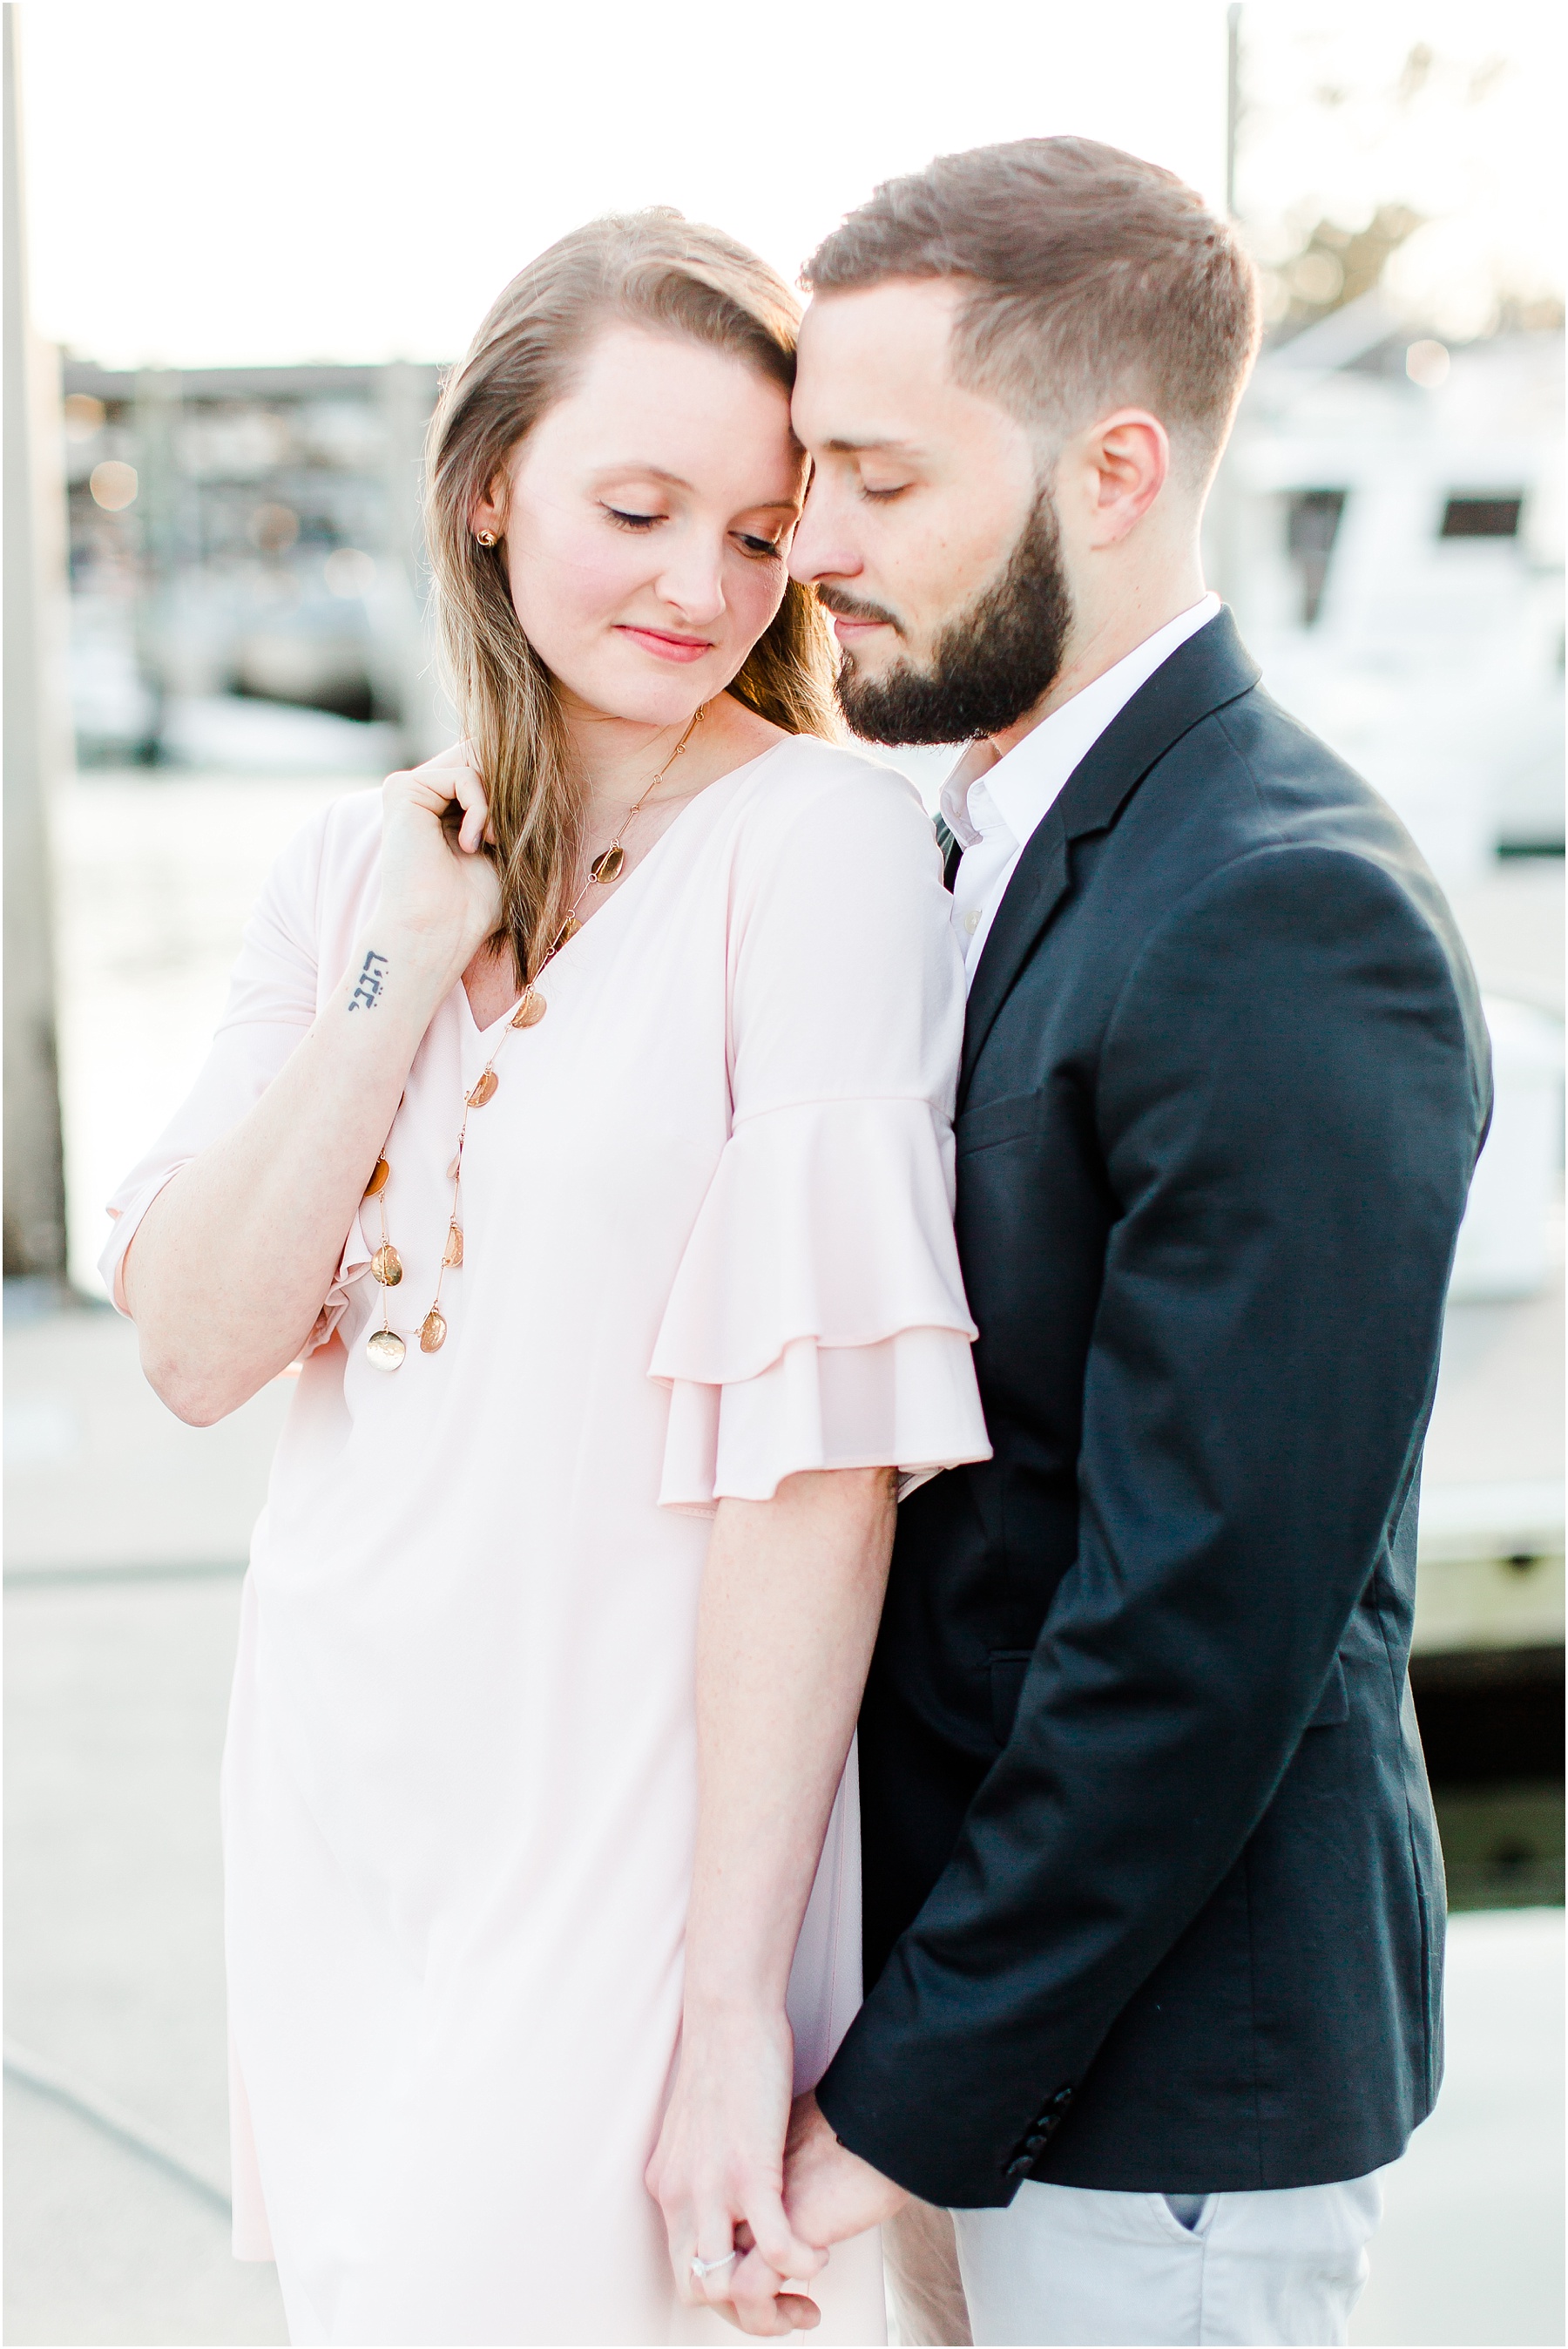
[815,2019,1080,2210]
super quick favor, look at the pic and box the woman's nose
[655,535,727,626]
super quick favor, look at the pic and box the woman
[105,213,989,2346]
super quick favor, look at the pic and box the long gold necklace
[363,704,706,1371]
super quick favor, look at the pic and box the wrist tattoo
[348,949,389,1011]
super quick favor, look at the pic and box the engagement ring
[691,2250,740,2283]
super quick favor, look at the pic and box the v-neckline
[457,740,787,1039]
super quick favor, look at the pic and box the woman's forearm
[125,920,459,1425]
[684,1467,898,2020]
[646,1466,898,2317]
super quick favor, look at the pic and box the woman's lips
[616,625,714,664]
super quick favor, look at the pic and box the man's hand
[783,2091,909,2248]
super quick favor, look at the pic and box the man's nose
[788,473,860,586]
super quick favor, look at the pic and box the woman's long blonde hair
[425,211,838,984]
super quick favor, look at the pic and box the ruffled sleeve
[652,748,990,1506]
[98,799,373,1349]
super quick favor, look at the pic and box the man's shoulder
[1203,680,1389,825]
[1051,677,1484,1078]
[1198,687,1478,979]
[1137,677,1444,928]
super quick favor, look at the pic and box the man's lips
[615,624,713,664]
[815,593,901,643]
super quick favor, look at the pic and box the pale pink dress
[102,737,990,2346]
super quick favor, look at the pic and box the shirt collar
[939,592,1220,855]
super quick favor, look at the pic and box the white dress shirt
[942,593,1220,987]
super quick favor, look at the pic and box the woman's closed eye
[603,504,783,562]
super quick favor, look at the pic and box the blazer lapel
[958,608,1261,1103]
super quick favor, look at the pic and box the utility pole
[132,364,179,761]
[1226,3,1243,220]
[3,3,69,1283]
[1205,4,1248,617]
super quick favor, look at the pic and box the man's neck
[986,558,1208,762]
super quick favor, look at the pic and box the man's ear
[1078,409,1170,548]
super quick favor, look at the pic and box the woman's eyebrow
[591,464,694,491]
[591,465,801,515]
[824,436,922,456]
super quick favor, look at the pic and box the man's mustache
[814,586,905,635]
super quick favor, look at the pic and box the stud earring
[475,529,498,547]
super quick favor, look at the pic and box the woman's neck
[563,689,789,832]
[563,698,712,826]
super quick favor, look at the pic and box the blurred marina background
[3,3,1562,2343]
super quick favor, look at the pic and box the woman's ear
[469,470,510,546]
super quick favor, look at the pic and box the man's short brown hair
[803,137,1260,482]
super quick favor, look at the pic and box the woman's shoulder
[310,783,383,864]
[291,784,382,882]
[260,784,381,886]
[250,785,382,954]
[719,735,953,959]
[732,733,937,855]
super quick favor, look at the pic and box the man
[771,139,1489,2346]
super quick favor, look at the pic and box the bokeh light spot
[87,458,138,510]
[323,546,377,599]
[1406,338,1452,389]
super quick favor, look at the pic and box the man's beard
[829,489,1073,745]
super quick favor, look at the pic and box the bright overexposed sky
[17,0,1233,368]
[17,2,1559,371]
[1236,5,1563,339]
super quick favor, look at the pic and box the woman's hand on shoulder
[375,743,504,982]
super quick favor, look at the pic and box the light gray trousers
[885,2172,1383,2347]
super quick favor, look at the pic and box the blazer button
[1024,2134,1047,2153]
[1005,2155,1034,2178]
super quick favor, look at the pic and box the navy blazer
[815,610,1490,2206]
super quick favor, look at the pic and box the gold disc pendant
[371,1242,403,1287]
[467,1070,498,1109]
[443,1222,463,1268]
[511,990,547,1029]
[363,1156,390,1200]
[558,916,581,945]
[366,1328,406,1371]
[446,1153,462,1181]
[590,843,625,884]
[419,1309,448,1354]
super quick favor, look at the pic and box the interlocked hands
[648,2056,908,2338]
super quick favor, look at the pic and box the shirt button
[963,909,983,934]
